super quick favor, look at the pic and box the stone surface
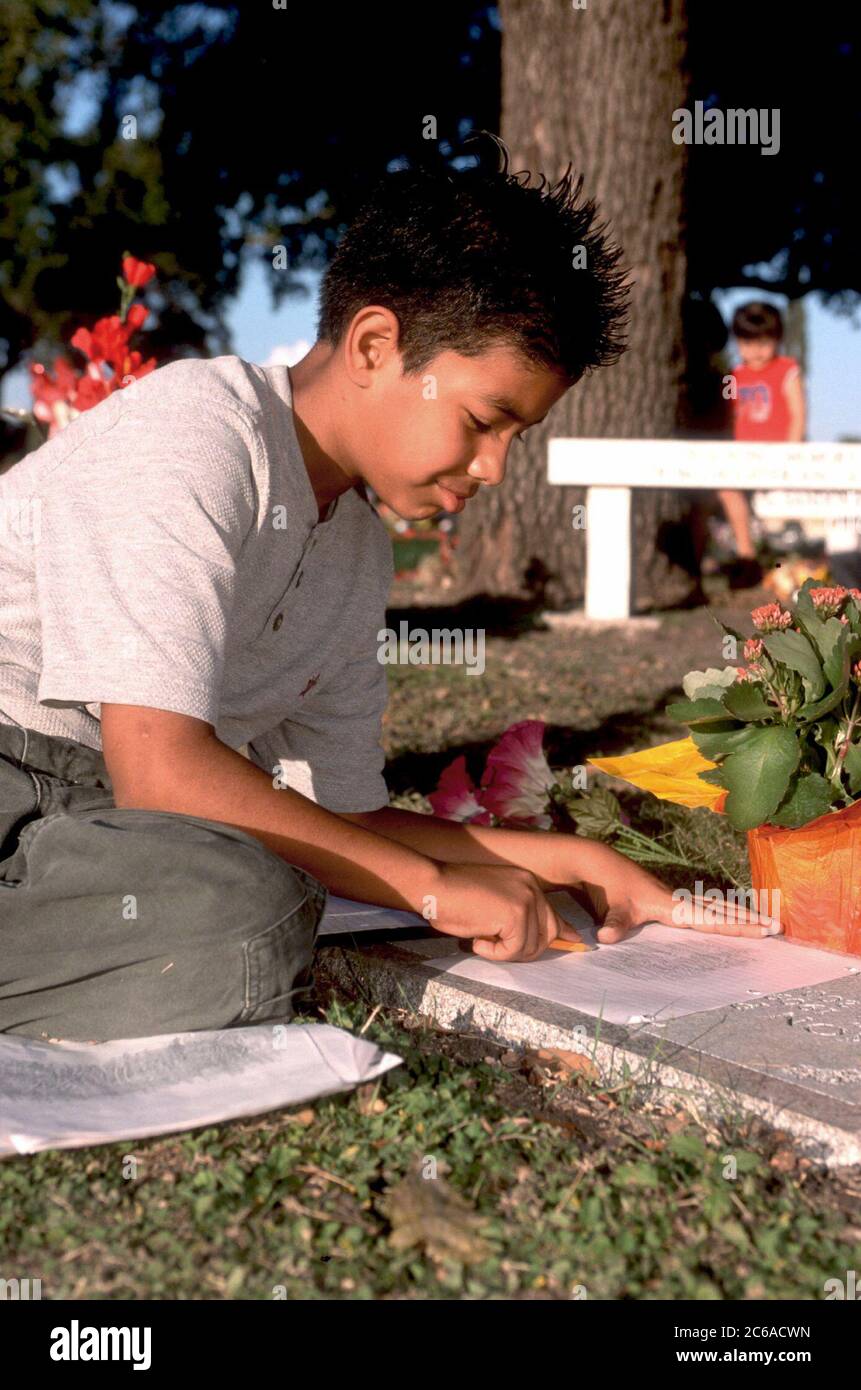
[319,935,861,1169]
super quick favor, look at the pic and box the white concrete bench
[547,440,861,620]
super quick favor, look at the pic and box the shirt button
[272,613,283,631]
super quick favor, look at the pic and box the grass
[1,990,859,1299]
[2,596,860,1298]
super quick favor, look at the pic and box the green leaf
[812,718,840,778]
[769,772,836,828]
[762,629,825,702]
[721,726,801,831]
[845,594,861,635]
[667,1133,707,1163]
[691,722,762,760]
[791,579,825,645]
[799,682,850,722]
[665,697,734,725]
[696,767,727,786]
[818,616,847,678]
[566,785,622,839]
[842,742,861,795]
[826,632,861,692]
[612,1162,660,1189]
[721,682,774,722]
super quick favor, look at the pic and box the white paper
[419,893,857,1026]
[319,894,427,934]
[0,1023,402,1157]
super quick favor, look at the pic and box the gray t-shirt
[0,355,393,812]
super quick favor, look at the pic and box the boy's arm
[338,805,778,942]
[784,368,805,441]
[101,704,579,961]
[339,805,623,893]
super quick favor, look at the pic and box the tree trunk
[451,0,699,613]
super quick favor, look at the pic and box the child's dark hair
[732,301,784,341]
[316,135,629,384]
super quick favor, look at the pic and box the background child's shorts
[0,721,327,1042]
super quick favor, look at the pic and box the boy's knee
[0,807,328,1040]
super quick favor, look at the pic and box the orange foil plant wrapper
[746,801,861,956]
[588,582,861,957]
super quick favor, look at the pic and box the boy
[719,300,805,586]
[0,154,775,1042]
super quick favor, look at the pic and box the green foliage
[670,581,861,830]
[761,629,825,703]
[769,771,835,828]
[719,726,801,831]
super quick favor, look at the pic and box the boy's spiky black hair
[316,135,629,383]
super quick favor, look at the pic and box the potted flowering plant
[589,580,861,955]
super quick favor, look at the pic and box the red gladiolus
[125,302,149,331]
[122,256,157,288]
[30,270,157,437]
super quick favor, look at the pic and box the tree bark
[451,0,699,612]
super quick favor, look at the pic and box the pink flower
[810,586,849,618]
[479,720,555,827]
[751,603,792,633]
[428,756,493,824]
[743,638,764,661]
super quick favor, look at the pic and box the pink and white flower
[428,756,493,824]
[478,719,555,828]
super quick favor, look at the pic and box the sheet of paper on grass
[0,1023,402,1158]
[419,892,858,1026]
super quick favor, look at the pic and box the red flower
[479,720,555,827]
[125,302,149,331]
[428,756,493,824]
[122,256,157,288]
[30,358,82,436]
[29,257,157,436]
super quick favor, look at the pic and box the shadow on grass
[383,698,688,797]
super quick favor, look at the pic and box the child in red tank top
[717,301,806,586]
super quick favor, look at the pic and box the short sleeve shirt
[0,356,394,812]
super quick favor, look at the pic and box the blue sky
[4,254,858,441]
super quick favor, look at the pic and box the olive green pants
[0,721,326,1041]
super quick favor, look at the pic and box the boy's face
[350,342,571,520]
[737,336,779,370]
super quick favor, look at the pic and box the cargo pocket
[238,891,322,1026]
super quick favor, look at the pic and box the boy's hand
[567,844,782,943]
[432,862,589,962]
